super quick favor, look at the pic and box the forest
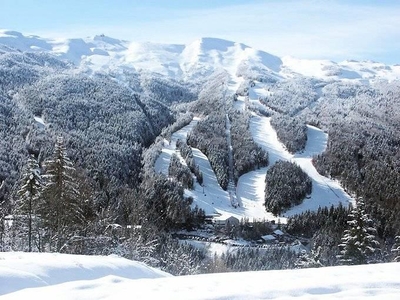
[1,47,400,276]
[264,160,312,215]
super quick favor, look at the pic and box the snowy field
[1,253,400,299]
[0,252,170,296]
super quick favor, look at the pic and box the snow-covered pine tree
[41,136,83,252]
[337,198,381,265]
[294,250,323,269]
[15,154,43,252]
[391,236,400,262]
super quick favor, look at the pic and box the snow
[155,79,353,222]
[261,234,276,241]
[0,252,170,296]
[1,252,400,299]
[154,118,199,175]
[2,30,397,82]
[281,55,400,82]
[185,147,230,217]
[33,116,46,128]
[239,114,353,217]
[232,79,354,218]
[183,239,236,257]
[185,130,283,221]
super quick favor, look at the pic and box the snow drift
[1,253,400,299]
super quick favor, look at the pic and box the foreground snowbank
[1,253,400,299]
[0,252,170,296]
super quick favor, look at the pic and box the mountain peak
[92,34,126,45]
[0,30,24,38]
[191,37,248,52]
[0,29,397,81]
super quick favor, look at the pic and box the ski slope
[2,252,400,300]
[242,114,354,217]
[153,112,280,221]
[155,79,353,221]
[154,118,199,174]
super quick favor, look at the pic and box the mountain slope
[1,29,398,82]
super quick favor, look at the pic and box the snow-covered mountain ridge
[1,29,399,82]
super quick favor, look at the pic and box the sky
[0,0,399,64]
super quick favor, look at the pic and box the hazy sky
[1,0,399,63]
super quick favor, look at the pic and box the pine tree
[391,236,400,262]
[294,250,323,269]
[15,155,43,252]
[337,198,381,265]
[41,136,83,251]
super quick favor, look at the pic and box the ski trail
[154,118,199,174]
[236,84,354,218]
[225,114,238,208]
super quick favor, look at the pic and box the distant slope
[2,252,400,300]
[1,29,398,82]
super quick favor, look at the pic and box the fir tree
[337,198,381,265]
[294,250,323,269]
[391,236,400,262]
[15,155,43,252]
[41,136,83,251]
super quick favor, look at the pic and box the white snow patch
[154,118,198,175]
[0,252,170,296]
[1,252,400,300]
[0,30,398,82]
[33,116,45,128]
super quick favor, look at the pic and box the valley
[0,29,399,279]
[1,0,400,297]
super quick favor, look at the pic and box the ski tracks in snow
[237,112,354,218]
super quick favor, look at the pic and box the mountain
[1,29,399,82]
[1,29,400,271]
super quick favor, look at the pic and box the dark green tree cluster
[286,204,351,266]
[391,236,400,262]
[313,119,400,237]
[41,137,86,251]
[168,154,194,189]
[14,155,43,252]
[157,235,206,275]
[187,113,229,190]
[229,111,268,182]
[12,137,90,252]
[139,173,200,231]
[337,198,381,265]
[264,161,312,215]
[270,114,307,153]
[176,139,203,185]
[206,246,297,273]
[191,70,230,115]
[260,78,318,115]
